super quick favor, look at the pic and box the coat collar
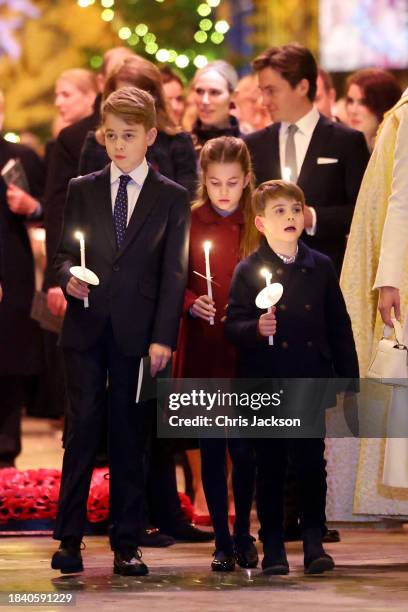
[257,237,315,270]
[194,201,244,225]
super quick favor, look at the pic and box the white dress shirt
[279,106,320,235]
[110,158,149,226]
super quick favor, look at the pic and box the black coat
[43,105,100,290]
[55,165,190,355]
[0,137,45,375]
[78,129,198,201]
[225,239,359,381]
[244,115,370,274]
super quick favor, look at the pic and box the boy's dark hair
[252,43,317,102]
[101,86,156,130]
[252,180,305,216]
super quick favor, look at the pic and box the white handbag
[366,318,408,385]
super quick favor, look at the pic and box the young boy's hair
[252,180,305,216]
[101,85,156,130]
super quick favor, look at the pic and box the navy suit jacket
[244,115,370,274]
[55,164,191,355]
[225,239,359,382]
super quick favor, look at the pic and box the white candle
[282,166,291,182]
[261,268,273,345]
[75,231,89,309]
[203,241,214,325]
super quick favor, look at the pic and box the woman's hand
[191,294,216,322]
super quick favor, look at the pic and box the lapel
[297,115,333,189]
[114,166,160,261]
[94,164,116,254]
[267,124,281,180]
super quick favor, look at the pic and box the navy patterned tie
[113,174,131,248]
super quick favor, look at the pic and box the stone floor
[1,417,408,611]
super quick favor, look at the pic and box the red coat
[174,202,244,378]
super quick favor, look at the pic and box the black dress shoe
[139,527,175,548]
[233,534,258,569]
[164,522,214,542]
[303,528,335,575]
[323,529,340,543]
[113,548,149,576]
[51,537,84,574]
[211,549,235,572]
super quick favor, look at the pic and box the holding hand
[66,276,89,300]
[191,294,216,322]
[258,306,277,337]
[378,286,400,326]
[47,286,67,317]
[6,184,39,216]
[149,343,172,377]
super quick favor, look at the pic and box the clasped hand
[6,184,39,216]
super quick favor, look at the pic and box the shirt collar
[281,106,320,138]
[110,158,149,186]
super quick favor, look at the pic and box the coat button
[281,341,289,349]
[301,268,307,273]
[113,264,120,272]
[304,304,312,311]
[276,268,284,276]
[279,303,287,311]
[307,340,313,348]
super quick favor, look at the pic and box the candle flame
[261,267,272,279]
[282,167,291,182]
[203,240,212,252]
[74,231,84,241]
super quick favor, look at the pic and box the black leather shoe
[113,548,149,576]
[139,527,175,548]
[51,537,84,574]
[233,534,258,568]
[323,529,340,543]
[211,549,235,572]
[164,522,214,542]
[303,528,335,575]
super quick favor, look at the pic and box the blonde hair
[252,180,305,216]
[101,86,156,131]
[103,56,178,135]
[57,69,98,96]
[194,136,259,258]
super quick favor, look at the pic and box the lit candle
[282,166,291,182]
[203,241,214,326]
[261,267,273,345]
[74,231,89,309]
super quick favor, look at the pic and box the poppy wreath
[0,468,192,523]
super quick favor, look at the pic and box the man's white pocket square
[317,157,338,164]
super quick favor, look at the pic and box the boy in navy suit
[51,87,190,575]
[225,180,358,575]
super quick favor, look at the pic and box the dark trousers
[255,438,326,542]
[53,322,153,550]
[200,437,255,552]
[0,376,23,466]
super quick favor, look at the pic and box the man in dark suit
[51,87,190,576]
[0,89,46,466]
[245,43,370,275]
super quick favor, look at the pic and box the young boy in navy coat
[225,180,358,575]
[51,87,190,576]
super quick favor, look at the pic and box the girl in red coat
[174,136,259,572]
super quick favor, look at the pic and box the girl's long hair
[103,56,179,135]
[194,136,259,258]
